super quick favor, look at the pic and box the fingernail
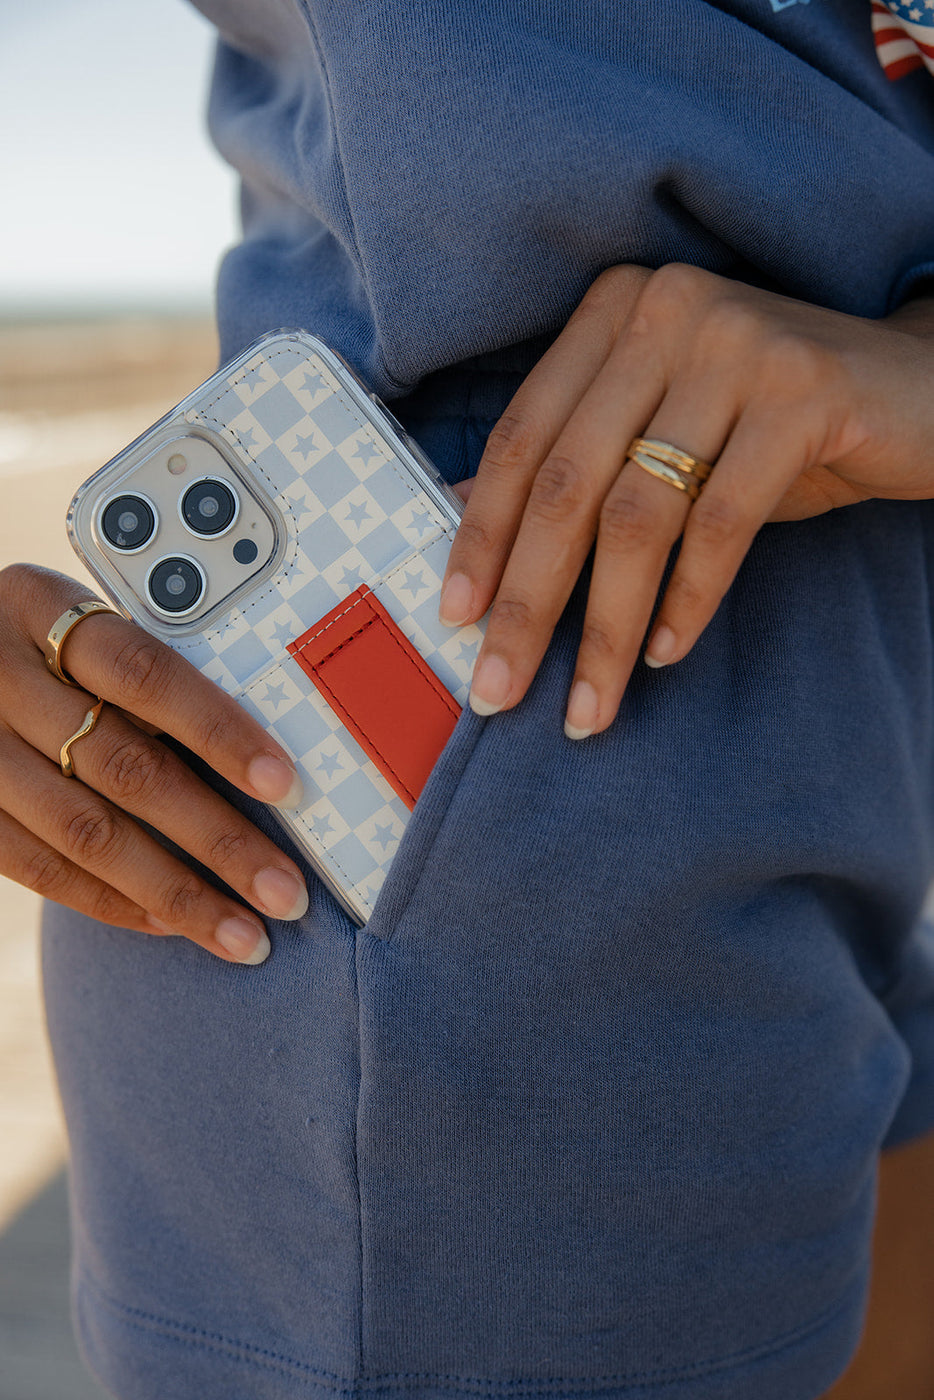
[645,624,677,668]
[564,680,598,740]
[469,655,511,716]
[216,916,270,964]
[248,754,304,808]
[253,867,309,921]
[439,572,474,626]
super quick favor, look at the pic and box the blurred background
[0,2,236,1394]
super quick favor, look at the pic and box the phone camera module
[181,478,238,537]
[101,494,156,552]
[147,556,205,615]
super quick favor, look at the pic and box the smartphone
[67,329,485,926]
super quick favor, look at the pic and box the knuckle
[527,455,591,521]
[194,705,239,765]
[99,733,172,805]
[489,593,535,634]
[580,265,634,317]
[0,563,51,638]
[483,411,545,472]
[599,486,663,550]
[61,802,123,867]
[161,874,206,929]
[664,571,707,615]
[641,262,707,316]
[579,618,620,663]
[21,845,71,900]
[86,883,137,929]
[205,824,249,870]
[452,515,495,556]
[107,634,171,706]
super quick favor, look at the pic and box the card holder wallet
[68,331,486,926]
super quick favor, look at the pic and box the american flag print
[872,0,934,80]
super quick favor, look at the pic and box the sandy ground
[0,315,217,1398]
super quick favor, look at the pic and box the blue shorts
[42,350,934,1400]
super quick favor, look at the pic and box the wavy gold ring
[60,698,105,779]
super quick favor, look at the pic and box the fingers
[22,677,308,918]
[0,719,277,965]
[0,564,312,963]
[0,805,150,932]
[559,367,738,735]
[439,266,653,628]
[5,565,304,809]
[437,263,866,740]
[641,405,817,669]
[463,335,675,716]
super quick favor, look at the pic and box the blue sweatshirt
[192,0,934,395]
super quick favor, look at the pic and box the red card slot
[287,586,460,808]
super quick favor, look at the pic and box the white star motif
[309,811,334,840]
[371,822,398,851]
[406,508,434,537]
[301,372,329,397]
[352,438,382,467]
[317,750,344,780]
[292,431,321,460]
[344,499,372,530]
[235,364,267,394]
[402,569,427,597]
[261,681,289,710]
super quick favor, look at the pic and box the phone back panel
[68,332,485,924]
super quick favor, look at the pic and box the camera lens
[101,494,156,551]
[181,478,237,536]
[147,556,205,615]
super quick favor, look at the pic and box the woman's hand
[439,263,934,737]
[0,564,310,963]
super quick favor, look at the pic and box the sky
[0,0,239,314]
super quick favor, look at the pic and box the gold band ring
[60,698,104,779]
[45,601,121,687]
[627,450,703,501]
[627,437,713,482]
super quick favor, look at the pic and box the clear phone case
[67,330,485,925]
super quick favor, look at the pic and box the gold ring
[627,450,702,501]
[60,698,105,779]
[45,601,121,687]
[627,437,713,482]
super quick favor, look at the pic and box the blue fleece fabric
[42,2,934,1398]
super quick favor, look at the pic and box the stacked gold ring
[44,601,120,778]
[625,437,714,501]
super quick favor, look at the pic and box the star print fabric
[872,0,934,78]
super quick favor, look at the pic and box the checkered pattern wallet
[67,331,485,925]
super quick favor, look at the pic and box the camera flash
[167,454,187,476]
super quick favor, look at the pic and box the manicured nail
[564,680,598,740]
[253,866,309,921]
[645,624,677,668]
[439,572,474,626]
[216,916,270,964]
[248,754,304,808]
[469,655,511,715]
